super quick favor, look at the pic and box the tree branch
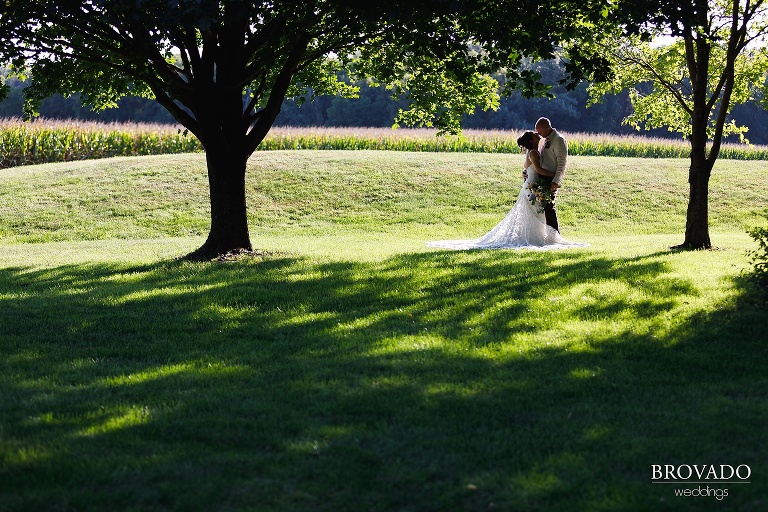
[245,32,312,155]
[708,0,747,164]
[619,47,694,115]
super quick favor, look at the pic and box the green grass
[1,152,767,511]
[1,151,765,245]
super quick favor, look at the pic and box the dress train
[426,166,588,251]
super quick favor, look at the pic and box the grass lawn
[1,151,767,511]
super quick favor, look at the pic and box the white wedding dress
[426,164,588,251]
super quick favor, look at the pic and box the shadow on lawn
[1,250,766,511]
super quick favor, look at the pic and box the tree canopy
[590,0,768,249]
[593,0,768,144]
[0,0,615,258]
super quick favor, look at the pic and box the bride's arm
[529,151,555,177]
[523,152,532,179]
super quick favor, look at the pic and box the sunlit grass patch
[2,152,766,248]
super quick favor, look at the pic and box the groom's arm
[552,137,568,186]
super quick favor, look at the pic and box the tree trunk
[172,29,309,261]
[676,28,714,251]
[677,119,713,250]
[185,144,252,261]
[679,155,712,249]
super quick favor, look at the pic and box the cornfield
[2,118,767,169]
[0,118,202,168]
[261,126,768,160]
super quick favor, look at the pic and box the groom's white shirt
[539,129,567,186]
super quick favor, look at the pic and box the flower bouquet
[526,178,554,214]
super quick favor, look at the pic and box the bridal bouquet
[526,178,555,214]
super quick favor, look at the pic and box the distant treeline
[3,59,767,144]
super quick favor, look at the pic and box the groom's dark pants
[538,175,559,232]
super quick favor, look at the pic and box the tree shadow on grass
[0,249,766,511]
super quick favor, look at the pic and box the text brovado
[652,464,751,481]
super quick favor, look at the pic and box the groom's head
[535,117,553,138]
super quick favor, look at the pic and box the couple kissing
[427,117,587,251]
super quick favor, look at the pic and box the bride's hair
[517,131,537,150]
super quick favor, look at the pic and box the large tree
[590,0,768,249]
[0,0,611,259]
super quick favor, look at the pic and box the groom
[535,117,567,232]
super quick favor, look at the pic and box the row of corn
[260,127,768,159]
[2,119,766,168]
[0,118,201,168]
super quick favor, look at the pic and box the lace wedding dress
[426,164,588,251]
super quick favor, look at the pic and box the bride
[426,130,588,250]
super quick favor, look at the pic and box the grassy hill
[1,151,766,511]
[1,150,765,245]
